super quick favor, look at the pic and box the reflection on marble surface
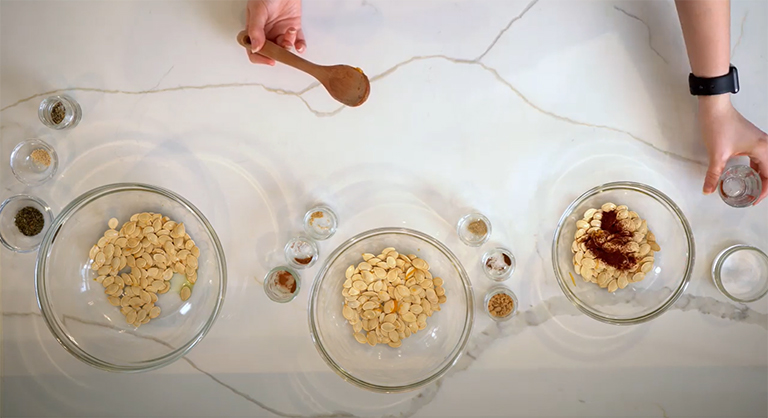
[2,0,767,417]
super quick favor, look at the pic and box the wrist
[698,94,732,114]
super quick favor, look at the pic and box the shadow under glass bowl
[35,183,226,372]
[552,181,694,325]
[309,227,474,392]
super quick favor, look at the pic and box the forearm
[675,0,731,78]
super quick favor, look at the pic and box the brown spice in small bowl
[468,220,488,236]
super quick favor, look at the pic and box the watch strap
[689,65,739,96]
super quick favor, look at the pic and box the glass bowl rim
[308,227,474,393]
[551,181,695,325]
[0,194,55,253]
[10,138,59,186]
[711,244,768,303]
[34,182,227,372]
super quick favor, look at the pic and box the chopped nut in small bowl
[484,286,518,321]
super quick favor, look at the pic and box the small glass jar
[718,165,761,208]
[482,247,516,281]
[712,244,768,303]
[263,267,301,303]
[39,95,82,130]
[10,138,59,186]
[0,194,54,253]
[303,206,338,240]
[484,285,518,322]
[456,212,491,247]
[284,236,319,269]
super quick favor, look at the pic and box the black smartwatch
[689,65,739,96]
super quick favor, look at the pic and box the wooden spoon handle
[237,31,320,76]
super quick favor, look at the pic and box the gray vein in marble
[731,11,748,59]
[57,314,355,418]
[370,54,704,165]
[613,6,669,64]
[0,0,703,165]
[474,0,540,62]
[3,287,765,418]
[0,82,333,118]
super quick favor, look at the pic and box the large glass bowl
[309,228,473,392]
[552,182,694,325]
[35,183,226,372]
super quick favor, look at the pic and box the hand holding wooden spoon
[238,31,370,107]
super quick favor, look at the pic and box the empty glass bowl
[712,245,768,303]
[552,182,694,325]
[10,139,58,186]
[0,195,54,253]
[309,227,474,392]
[35,183,226,371]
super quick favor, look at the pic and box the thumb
[703,154,728,194]
[247,7,268,53]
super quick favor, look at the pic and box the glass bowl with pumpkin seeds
[35,183,226,372]
[552,182,694,325]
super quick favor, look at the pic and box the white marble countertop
[2,1,767,417]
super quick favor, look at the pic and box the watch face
[731,65,740,94]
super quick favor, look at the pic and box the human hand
[699,95,768,205]
[246,0,305,65]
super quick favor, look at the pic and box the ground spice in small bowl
[30,148,51,167]
[276,270,297,294]
[14,206,45,236]
[294,256,314,265]
[468,220,488,236]
[488,292,515,318]
[51,101,65,125]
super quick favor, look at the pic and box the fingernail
[288,27,297,33]
[283,42,292,49]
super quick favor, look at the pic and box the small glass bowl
[456,212,491,247]
[10,139,59,186]
[482,247,516,281]
[303,206,338,240]
[284,236,319,269]
[712,244,768,303]
[484,285,518,322]
[263,266,301,303]
[39,95,82,130]
[0,195,54,253]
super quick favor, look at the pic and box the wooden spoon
[237,31,370,107]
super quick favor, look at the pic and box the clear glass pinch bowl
[552,182,694,325]
[35,183,227,372]
[309,227,474,392]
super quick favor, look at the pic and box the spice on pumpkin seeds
[488,292,514,318]
[30,148,51,167]
[51,101,66,124]
[14,206,45,236]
